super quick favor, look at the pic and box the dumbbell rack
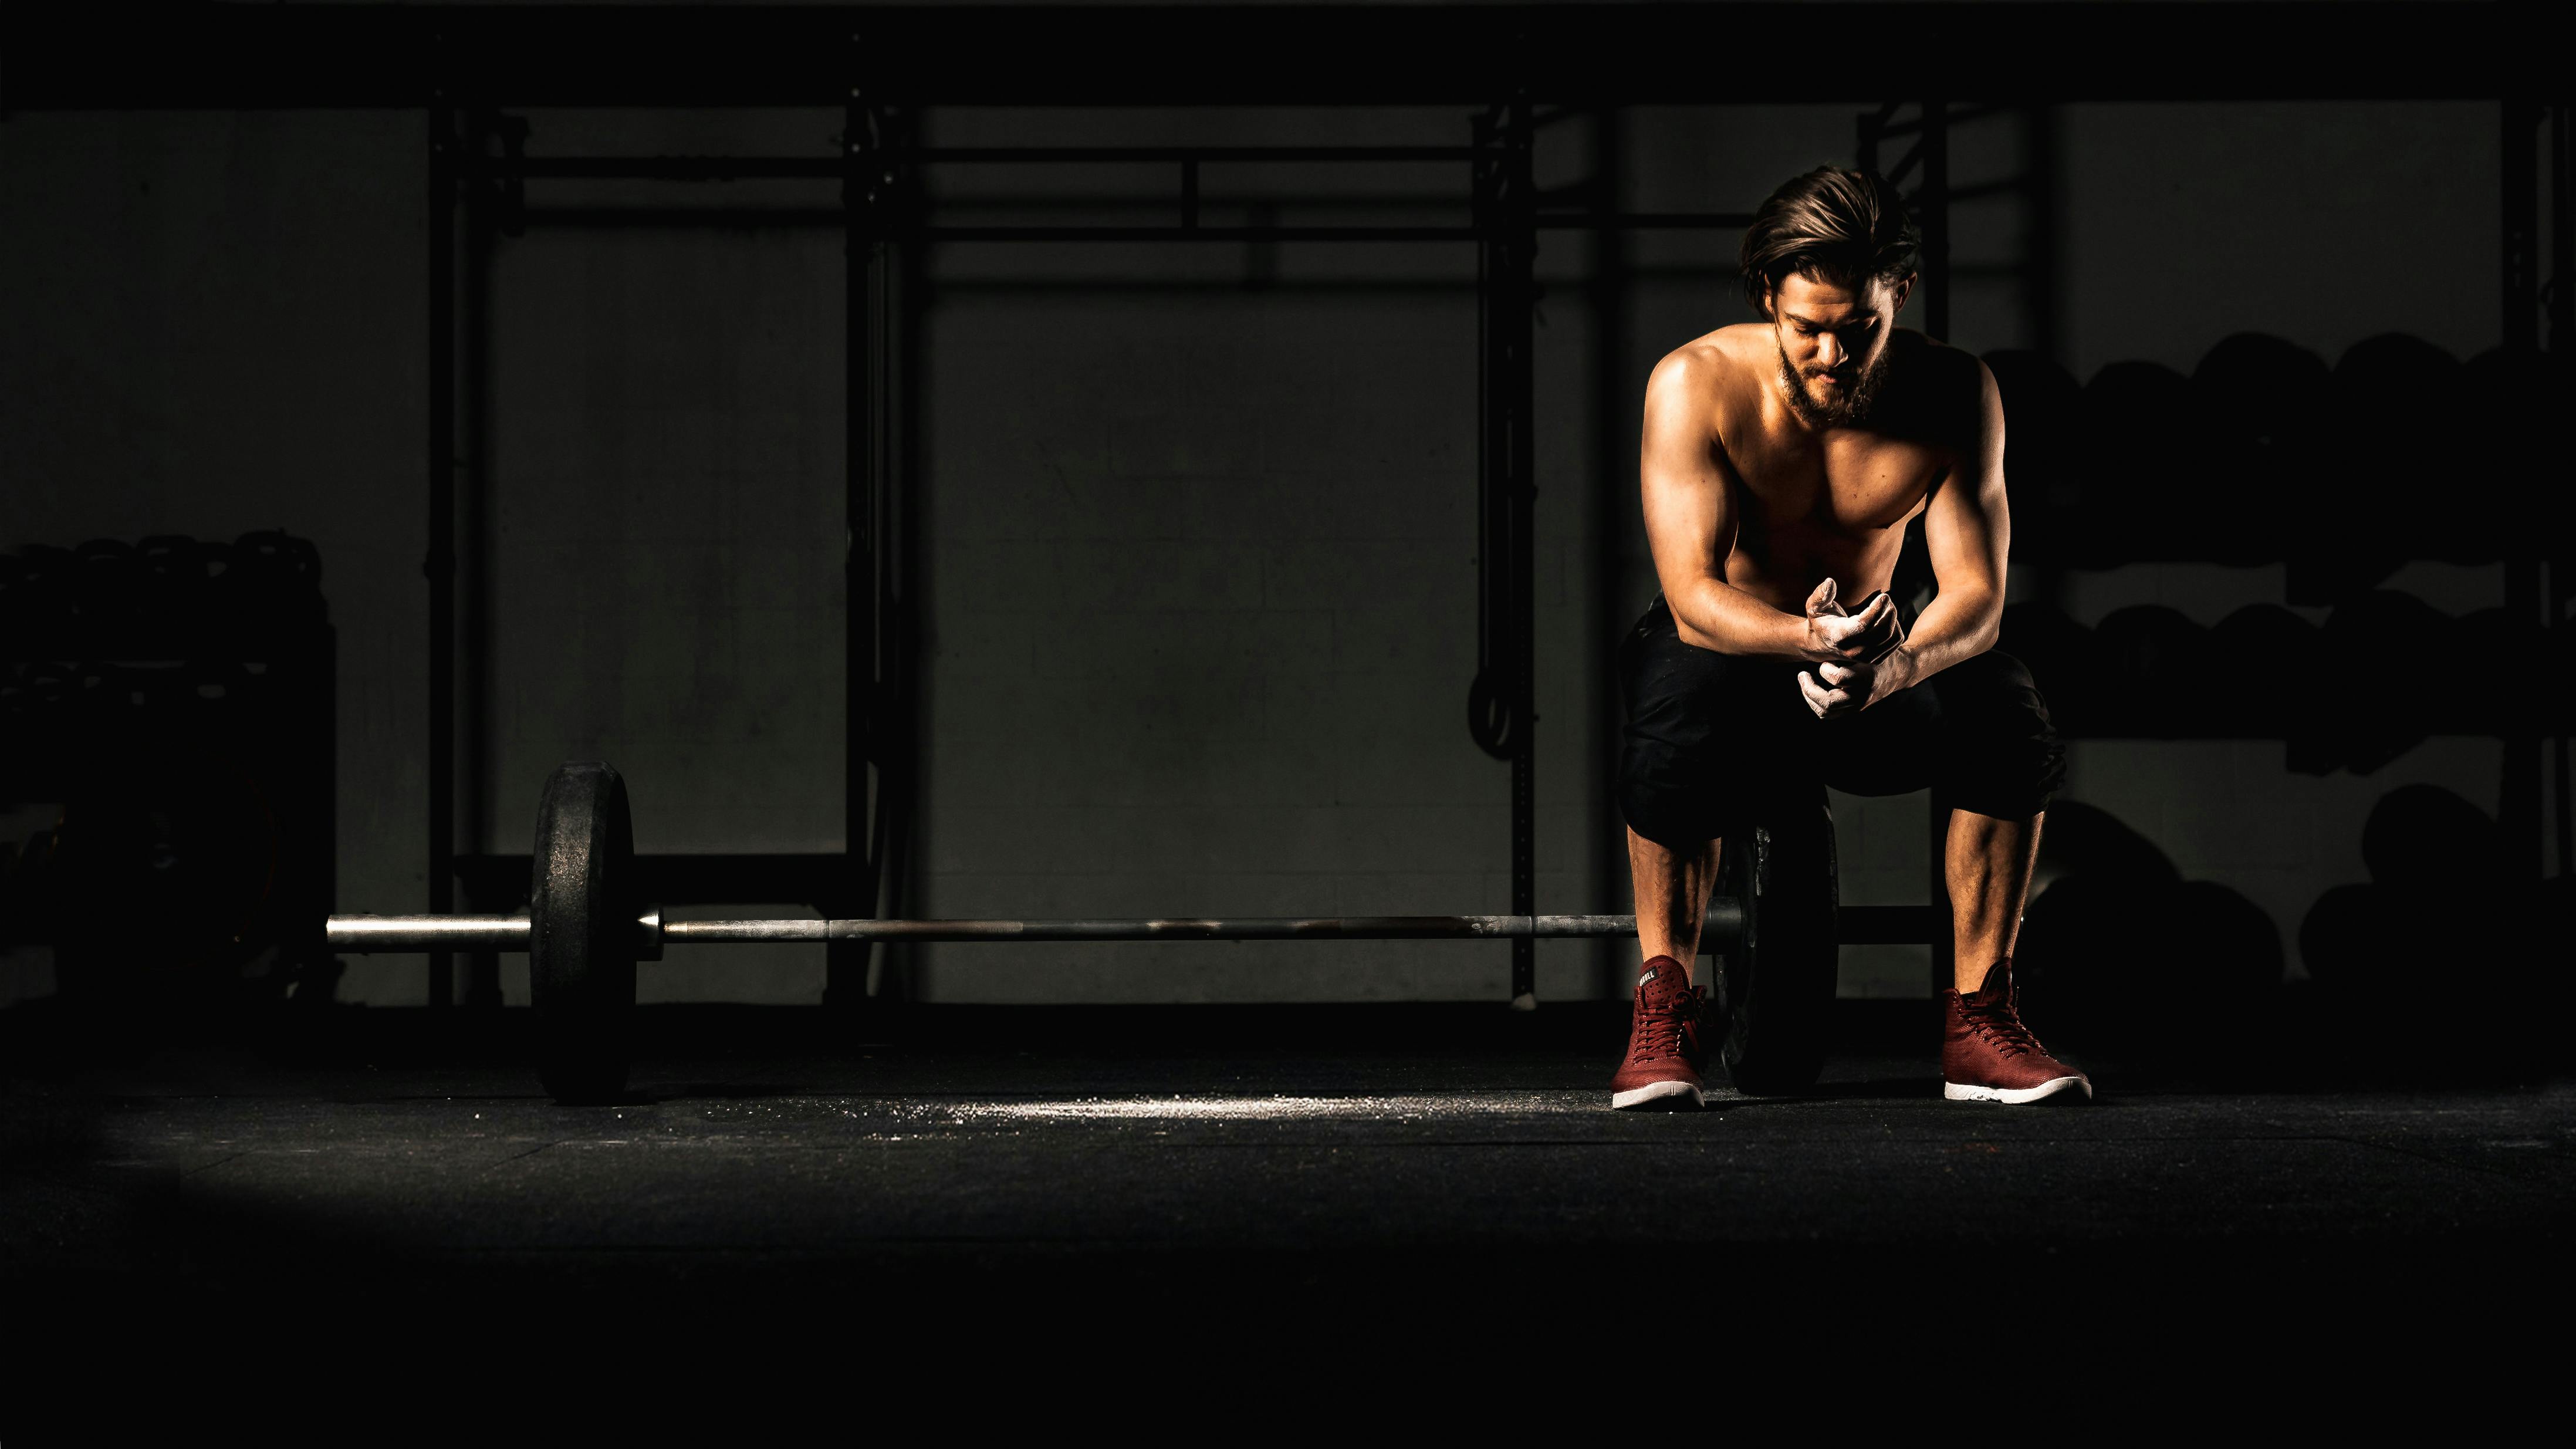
[1,534,339,1003]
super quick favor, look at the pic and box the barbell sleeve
[327,914,533,952]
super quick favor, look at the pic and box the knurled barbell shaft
[325,906,1757,954]
[662,913,1699,943]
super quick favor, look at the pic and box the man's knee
[1618,774,1728,853]
[1622,756,1824,847]
[1935,650,2065,819]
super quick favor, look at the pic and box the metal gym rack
[5,4,2560,1012]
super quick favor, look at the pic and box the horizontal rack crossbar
[911,146,1492,163]
[912,225,1483,242]
[489,147,1496,180]
[510,211,1754,237]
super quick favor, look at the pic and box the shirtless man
[1609,166,2086,1110]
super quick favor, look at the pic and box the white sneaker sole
[1943,1076,2092,1105]
[1611,1079,1706,1110]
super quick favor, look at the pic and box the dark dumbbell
[2299,882,2400,994]
[1980,350,2081,568]
[2307,335,2463,583]
[1997,602,2095,735]
[11,547,80,651]
[2301,783,2544,1082]
[2077,361,2210,566]
[2193,332,2332,451]
[137,536,220,648]
[0,553,30,650]
[2313,592,2449,772]
[2091,606,2214,737]
[2191,333,2330,566]
[221,531,326,636]
[69,540,147,655]
[2209,604,2321,739]
[2023,876,2279,1071]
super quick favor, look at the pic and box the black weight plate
[1713,802,1838,1095]
[530,762,636,1103]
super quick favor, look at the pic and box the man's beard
[1776,342,1889,428]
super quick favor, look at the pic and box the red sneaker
[1943,960,2091,1104]
[1610,956,1707,1110]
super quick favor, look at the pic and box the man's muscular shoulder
[1643,325,1774,429]
[1649,324,1774,386]
[1647,326,1991,449]
[1872,332,1992,447]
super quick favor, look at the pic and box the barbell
[330,762,1887,1102]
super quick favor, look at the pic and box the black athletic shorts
[1616,595,2064,848]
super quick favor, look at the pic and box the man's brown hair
[1739,167,1921,319]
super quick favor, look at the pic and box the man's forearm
[1668,577,1811,660]
[1889,587,2000,684]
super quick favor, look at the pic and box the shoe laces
[1629,992,1693,1063]
[1962,997,2044,1060]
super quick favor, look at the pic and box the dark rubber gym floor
[5,998,2569,1417]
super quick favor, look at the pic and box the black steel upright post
[1856,102,1892,175]
[427,94,459,1009]
[1508,96,1537,1009]
[460,108,505,1012]
[2553,100,2572,877]
[1588,106,1632,1000]
[1921,100,1950,342]
[879,109,926,1006]
[2503,99,2543,879]
[831,63,881,1008]
[1472,97,1540,1006]
[2507,100,2542,353]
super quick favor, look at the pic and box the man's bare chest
[1726,435,1946,535]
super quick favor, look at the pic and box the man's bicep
[1923,363,2009,590]
[1638,363,1735,589]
